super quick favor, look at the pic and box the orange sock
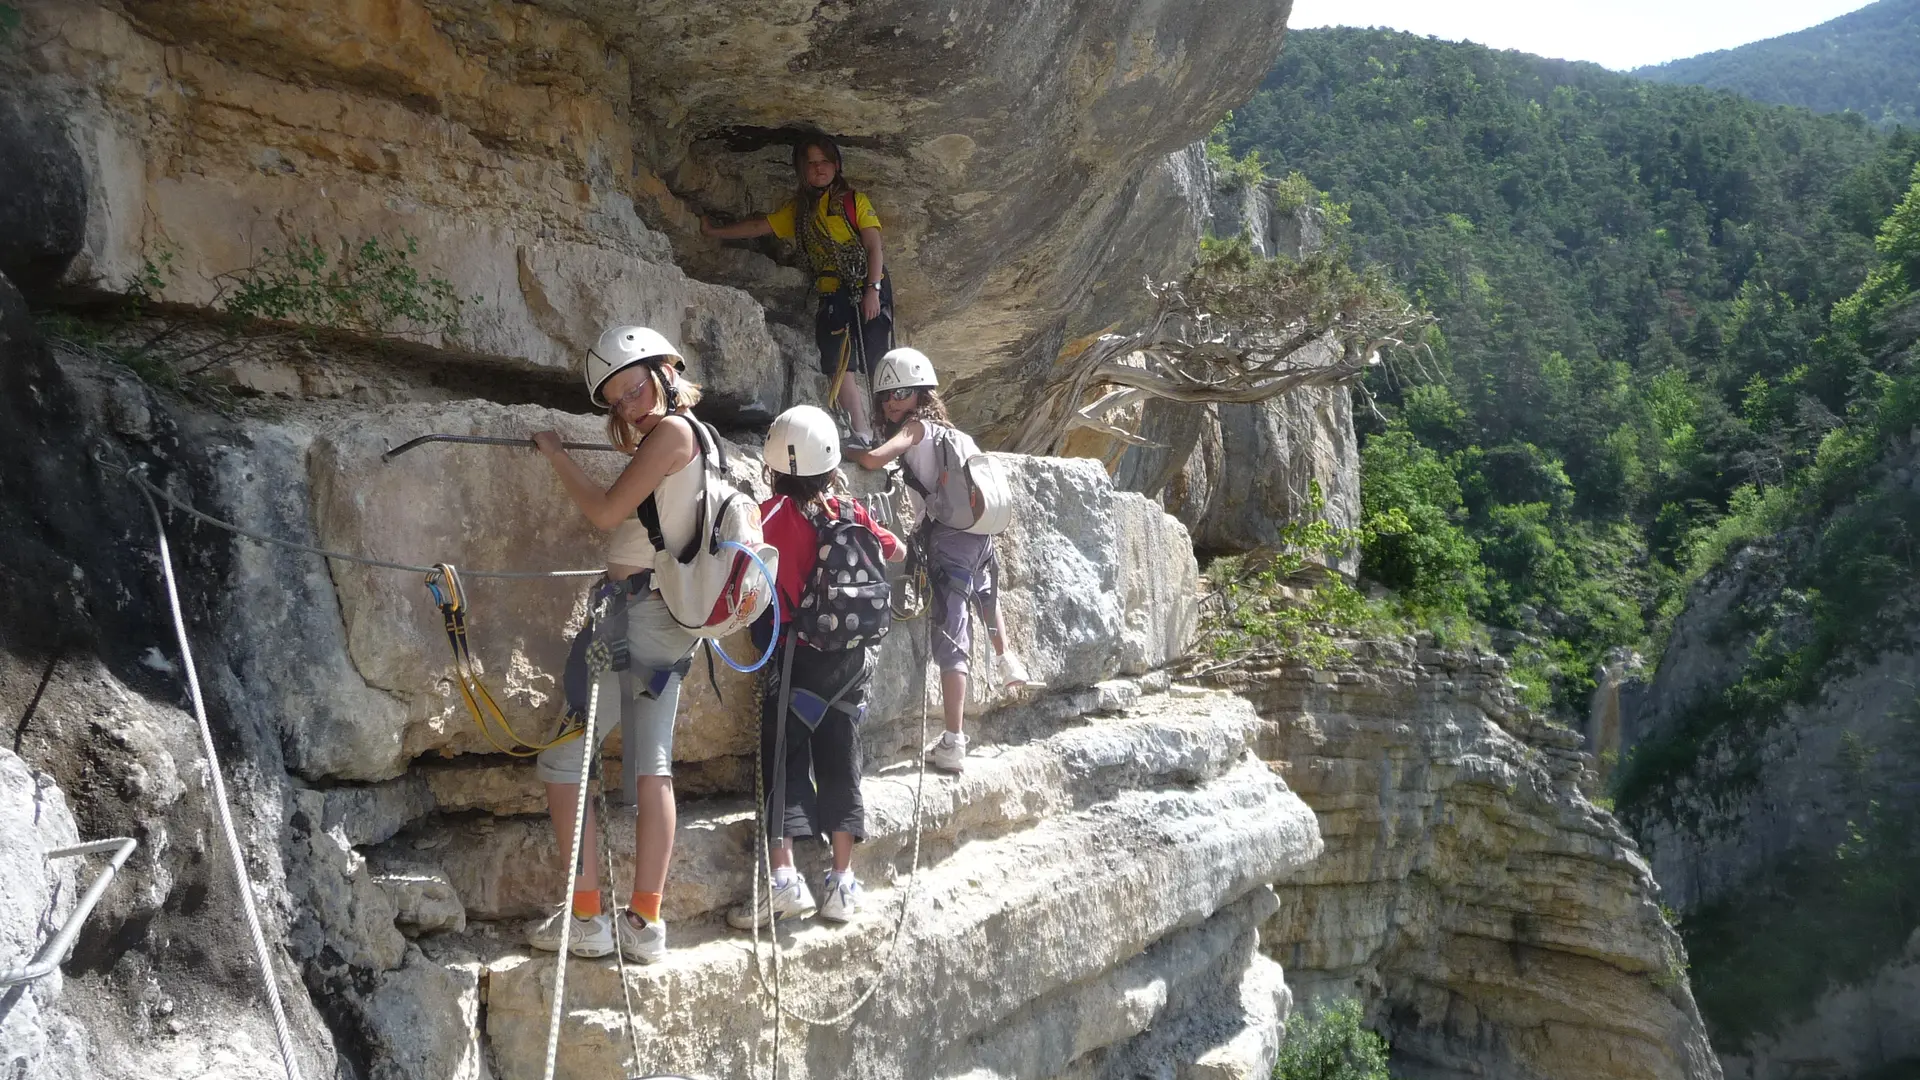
[630,890,663,923]
[572,889,601,919]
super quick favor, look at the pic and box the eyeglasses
[881,387,919,402]
[608,380,652,409]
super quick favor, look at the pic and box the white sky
[1286,0,1876,71]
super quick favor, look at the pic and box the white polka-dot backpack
[796,498,894,651]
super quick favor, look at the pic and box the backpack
[638,417,778,639]
[795,498,892,651]
[903,423,1014,536]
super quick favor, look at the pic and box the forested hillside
[1634,0,1920,130]
[1217,27,1920,716]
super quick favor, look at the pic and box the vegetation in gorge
[1219,26,1920,1044]
[1273,998,1392,1080]
[1219,27,1919,718]
[1615,163,1920,1046]
[1194,483,1423,671]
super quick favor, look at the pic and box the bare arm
[848,418,922,470]
[702,216,774,241]
[535,418,698,530]
[859,225,884,284]
[858,225,886,321]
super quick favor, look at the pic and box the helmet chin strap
[649,358,683,413]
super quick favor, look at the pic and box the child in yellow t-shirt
[701,133,892,445]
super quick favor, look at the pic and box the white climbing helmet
[765,405,841,476]
[871,347,938,394]
[585,325,683,407]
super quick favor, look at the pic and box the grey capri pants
[536,586,698,785]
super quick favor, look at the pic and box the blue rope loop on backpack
[702,539,783,674]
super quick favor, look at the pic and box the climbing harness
[744,614,931,1038]
[136,484,305,1080]
[539,587,781,1080]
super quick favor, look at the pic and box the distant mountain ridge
[1633,0,1920,128]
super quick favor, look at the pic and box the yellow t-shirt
[765,191,882,293]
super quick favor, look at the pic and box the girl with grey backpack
[848,348,1030,773]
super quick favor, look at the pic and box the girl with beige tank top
[524,325,705,965]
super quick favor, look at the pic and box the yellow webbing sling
[426,563,582,756]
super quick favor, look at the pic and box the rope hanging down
[745,616,932,1035]
[542,672,601,1080]
[138,488,305,1080]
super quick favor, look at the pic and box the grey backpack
[903,424,1013,535]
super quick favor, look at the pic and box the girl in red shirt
[730,406,903,928]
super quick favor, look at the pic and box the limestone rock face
[567,0,1294,383]
[0,89,87,288]
[476,741,1319,1080]
[1620,557,1920,910]
[1102,170,1361,561]
[3,336,1264,1080]
[11,0,791,419]
[292,401,1194,781]
[1222,642,1722,1080]
[1116,383,1361,560]
[1718,931,1920,1080]
[9,0,1291,412]
[0,748,85,1080]
[1615,503,1920,1073]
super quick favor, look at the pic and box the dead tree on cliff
[1003,239,1433,458]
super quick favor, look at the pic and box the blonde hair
[606,365,704,453]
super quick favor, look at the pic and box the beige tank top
[605,415,706,571]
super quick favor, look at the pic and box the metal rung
[0,837,138,988]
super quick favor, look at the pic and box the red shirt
[759,495,901,613]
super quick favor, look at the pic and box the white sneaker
[818,872,862,923]
[528,907,615,958]
[928,731,968,773]
[615,911,667,964]
[998,651,1033,692]
[726,874,816,929]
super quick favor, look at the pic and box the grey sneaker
[528,907,614,958]
[615,911,666,964]
[727,874,817,929]
[928,731,968,773]
[818,872,862,924]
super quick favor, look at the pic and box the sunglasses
[881,387,919,402]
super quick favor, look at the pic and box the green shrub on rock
[1275,998,1392,1080]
